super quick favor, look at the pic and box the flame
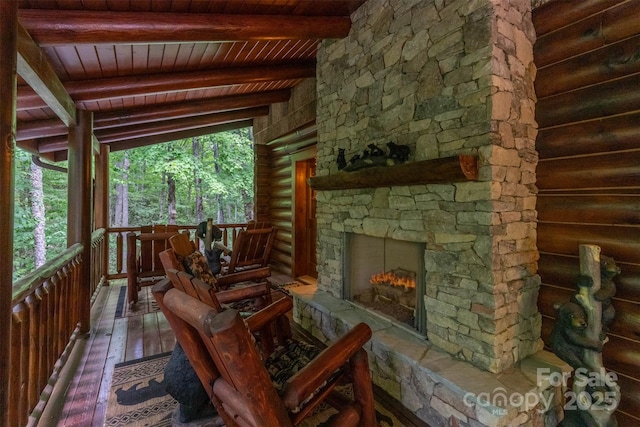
[370,271,416,289]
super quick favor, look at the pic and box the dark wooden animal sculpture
[165,343,218,423]
[550,300,603,370]
[368,143,385,156]
[386,141,410,162]
[337,148,347,170]
[196,221,222,241]
[596,255,619,339]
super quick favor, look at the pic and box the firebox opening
[344,233,426,336]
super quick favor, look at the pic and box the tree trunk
[167,173,176,225]
[215,194,224,224]
[159,171,167,222]
[30,159,46,268]
[114,151,130,226]
[193,136,203,222]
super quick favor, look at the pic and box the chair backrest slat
[227,227,277,273]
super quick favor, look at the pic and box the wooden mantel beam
[16,90,290,140]
[15,22,75,126]
[308,155,479,190]
[17,62,315,110]
[18,10,352,45]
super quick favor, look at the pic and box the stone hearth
[292,286,568,427]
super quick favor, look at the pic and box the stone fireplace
[287,0,570,425]
[345,233,426,335]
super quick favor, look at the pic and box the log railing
[10,243,84,427]
[91,228,106,302]
[106,223,248,280]
[7,222,247,425]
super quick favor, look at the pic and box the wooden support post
[94,143,110,283]
[67,109,93,334]
[0,2,18,424]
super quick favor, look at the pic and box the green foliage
[110,128,255,225]
[13,127,255,282]
[13,149,68,280]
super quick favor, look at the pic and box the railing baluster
[10,303,28,427]
[116,232,124,274]
[25,293,40,412]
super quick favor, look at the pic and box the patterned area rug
[115,285,161,318]
[105,350,409,427]
[105,352,176,427]
[270,280,306,296]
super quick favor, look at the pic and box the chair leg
[350,349,376,427]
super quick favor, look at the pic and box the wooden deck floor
[37,274,426,427]
[38,273,292,426]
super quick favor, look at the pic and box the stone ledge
[290,285,569,427]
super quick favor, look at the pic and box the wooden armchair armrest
[215,281,271,304]
[216,266,271,287]
[281,323,372,409]
[244,297,293,332]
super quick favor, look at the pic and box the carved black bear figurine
[596,255,619,339]
[368,143,385,157]
[386,142,410,162]
[550,300,603,371]
[337,148,347,170]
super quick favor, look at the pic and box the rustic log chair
[153,270,376,427]
[167,228,274,288]
[158,249,274,316]
[225,225,278,276]
[126,224,183,305]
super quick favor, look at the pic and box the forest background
[13,128,255,281]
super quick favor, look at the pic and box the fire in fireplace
[344,234,426,335]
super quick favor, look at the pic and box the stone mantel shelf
[308,154,478,191]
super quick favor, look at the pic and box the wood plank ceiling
[15,0,366,161]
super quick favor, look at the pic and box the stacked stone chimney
[314,0,542,374]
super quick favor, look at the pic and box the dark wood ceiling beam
[36,107,267,152]
[17,62,314,110]
[16,22,75,126]
[18,10,352,45]
[17,118,67,141]
[35,136,68,154]
[107,120,254,153]
[94,106,269,143]
[94,89,288,129]
[16,90,289,140]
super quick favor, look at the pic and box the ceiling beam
[94,89,288,129]
[36,107,267,153]
[16,22,75,126]
[94,106,269,143]
[17,118,66,141]
[108,120,255,152]
[18,10,352,45]
[17,62,315,110]
[16,89,289,140]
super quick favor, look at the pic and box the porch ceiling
[15,0,366,161]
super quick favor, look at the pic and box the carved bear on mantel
[386,141,410,162]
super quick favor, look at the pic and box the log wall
[253,78,318,277]
[261,125,317,277]
[533,1,640,424]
